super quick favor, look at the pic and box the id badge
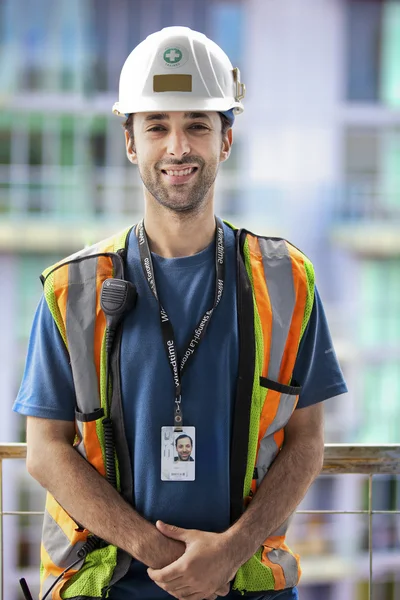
[161,426,195,481]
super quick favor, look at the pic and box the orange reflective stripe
[261,544,285,590]
[262,535,287,590]
[46,495,88,545]
[40,544,80,599]
[94,255,112,384]
[258,389,280,448]
[93,254,112,477]
[247,235,273,378]
[279,244,308,383]
[273,428,284,450]
[41,543,62,578]
[52,577,66,600]
[264,534,285,548]
[83,420,106,476]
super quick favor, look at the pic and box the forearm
[28,440,184,568]
[224,437,324,567]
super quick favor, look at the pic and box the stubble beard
[138,156,219,215]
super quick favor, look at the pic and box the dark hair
[175,434,193,447]
[219,112,231,136]
[123,112,231,142]
[124,113,134,140]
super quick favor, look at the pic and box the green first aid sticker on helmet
[164,47,182,64]
[161,45,188,69]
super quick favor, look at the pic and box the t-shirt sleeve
[293,286,347,409]
[13,295,76,421]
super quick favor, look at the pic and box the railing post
[0,457,3,600]
[368,474,373,600]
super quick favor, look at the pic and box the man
[175,435,194,462]
[14,27,347,600]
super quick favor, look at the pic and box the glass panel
[0,128,11,164]
[28,131,42,167]
[210,1,244,68]
[362,362,400,442]
[344,128,379,219]
[346,0,382,102]
[380,129,400,208]
[345,129,379,178]
[90,116,107,167]
[60,115,75,167]
[380,0,400,107]
[359,260,380,346]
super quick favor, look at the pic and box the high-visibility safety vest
[39,224,315,599]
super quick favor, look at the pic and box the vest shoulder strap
[241,229,315,345]
[40,225,133,284]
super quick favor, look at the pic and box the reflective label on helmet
[153,74,192,93]
[161,45,189,69]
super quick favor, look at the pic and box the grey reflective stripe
[256,435,278,487]
[258,239,295,381]
[75,421,87,459]
[265,393,297,437]
[266,548,299,588]
[77,241,106,258]
[47,241,106,275]
[255,239,298,486]
[256,392,297,484]
[42,509,86,568]
[66,258,100,413]
[41,574,58,599]
[270,514,294,537]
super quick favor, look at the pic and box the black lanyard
[137,218,225,428]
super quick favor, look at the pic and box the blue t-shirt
[14,224,347,600]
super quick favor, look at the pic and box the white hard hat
[112,26,245,117]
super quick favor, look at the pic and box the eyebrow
[144,112,211,122]
[184,112,211,121]
[144,113,170,121]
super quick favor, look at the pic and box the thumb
[156,520,188,541]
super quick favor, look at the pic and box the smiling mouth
[161,167,198,177]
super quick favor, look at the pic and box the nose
[166,128,190,158]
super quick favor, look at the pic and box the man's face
[176,436,192,461]
[125,111,231,213]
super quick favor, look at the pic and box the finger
[177,593,209,600]
[215,583,230,596]
[147,564,185,584]
[154,580,193,597]
[156,520,191,543]
[154,579,192,594]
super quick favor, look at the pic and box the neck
[142,197,217,258]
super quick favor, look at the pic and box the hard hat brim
[112,98,244,117]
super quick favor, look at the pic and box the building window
[359,258,400,442]
[342,126,400,219]
[346,0,400,106]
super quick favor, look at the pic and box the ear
[125,130,137,164]
[220,128,233,163]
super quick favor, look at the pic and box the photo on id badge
[161,426,195,481]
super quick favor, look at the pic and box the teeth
[165,168,195,177]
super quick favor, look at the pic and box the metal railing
[1,443,399,600]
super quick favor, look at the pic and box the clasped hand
[148,520,235,600]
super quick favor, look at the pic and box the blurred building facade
[0,0,399,599]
